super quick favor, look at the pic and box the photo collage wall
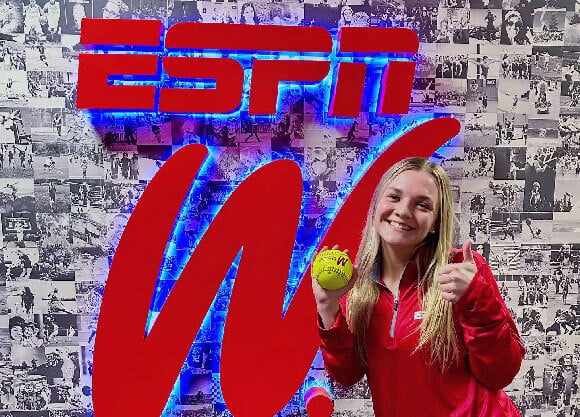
[1,0,580,415]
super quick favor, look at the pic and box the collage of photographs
[1,0,580,415]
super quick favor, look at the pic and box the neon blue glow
[131,114,429,414]
[135,112,436,414]
[91,26,431,417]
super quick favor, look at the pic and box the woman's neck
[380,244,415,287]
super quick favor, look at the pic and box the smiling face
[373,169,440,253]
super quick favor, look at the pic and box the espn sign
[76,19,419,117]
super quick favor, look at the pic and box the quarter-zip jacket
[319,250,525,417]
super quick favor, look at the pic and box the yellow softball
[312,249,353,290]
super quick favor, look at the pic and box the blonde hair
[346,157,459,370]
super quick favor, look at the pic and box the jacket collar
[371,242,427,287]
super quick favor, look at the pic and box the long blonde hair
[346,157,458,370]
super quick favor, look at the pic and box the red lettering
[77,19,162,110]
[338,27,418,53]
[249,60,331,115]
[159,57,244,113]
[163,23,333,114]
[76,54,159,110]
[80,18,162,46]
[77,20,420,116]
[165,22,332,53]
[330,28,418,117]
[93,117,460,417]
[378,61,417,115]
[329,62,367,117]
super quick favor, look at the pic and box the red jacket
[319,250,525,417]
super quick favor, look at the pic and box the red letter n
[330,28,418,117]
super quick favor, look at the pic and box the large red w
[93,118,460,417]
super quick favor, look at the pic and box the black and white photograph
[26,44,68,71]
[305,0,370,29]
[62,0,92,34]
[435,7,470,44]
[488,179,526,212]
[32,141,68,179]
[526,118,559,146]
[530,78,560,119]
[559,114,580,146]
[464,146,495,178]
[469,9,501,44]
[468,49,501,79]
[3,247,39,281]
[554,178,580,214]
[498,78,530,113]
[500,9,532,46]
[27,70,74,108]
[533,9,566,46]
[34,178,69,213]
[69,179,103,214]
[464,112,497,146]
[531,47,562,80]
[500,49,531,80]
[466,78,499,113]
[434,78,467,113]
[0,107,32,146]
[0,144,34,177]
[561,78,580,113]
[69,143,103,180]
[496,112,528,146]
[404,5,438,42]
[488,243,522,275]
[0,70,28,106]
[523,147,557,212]
[435,52,469,79]
[493,146,526,179]
[409,77,435,113]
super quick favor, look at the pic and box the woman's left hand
[437,240,477,304]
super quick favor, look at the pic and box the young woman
[312,157,524,417]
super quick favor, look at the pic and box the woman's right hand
[311,245,358,328]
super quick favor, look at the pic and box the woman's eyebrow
[386,187,435,202]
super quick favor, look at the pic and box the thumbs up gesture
[437,240,478,304]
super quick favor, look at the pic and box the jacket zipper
[388,262,408,339]
[390,293,399,338]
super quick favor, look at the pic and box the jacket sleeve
[318,295,366,387]
[455,250,525,391]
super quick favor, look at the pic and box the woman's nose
[394,201,413,218]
